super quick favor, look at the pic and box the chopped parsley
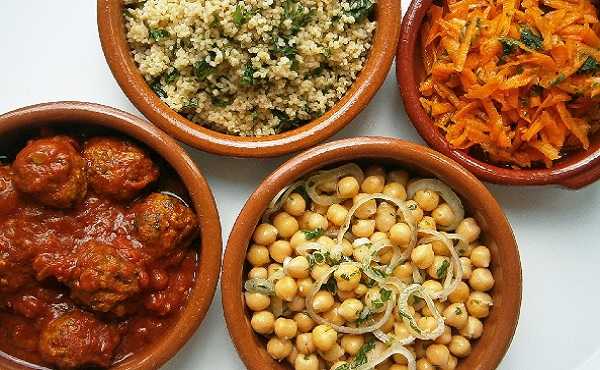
[303,228,324,240]
[577,56,600,75]
[211,96,231,107]
[182,97,199,112]
[356,309,374,324]
[520,26,543,50]
[499,37,520,56]
[283,0,313,34]
[193,60,215,81]
[455,306,463,315]
[550,73,566,87]
[436,259,450,279]
[149,28,170,41]
[335,338,376,369]
[164,68,179,84]
[340,271,360,280]
[380,288,392,302]
[398,310,422,334]
[271,109,306,132]
[241,63,257,86]
[347,0,375,22]
[323,276,337,293]
[150,80,167,98]
[232,4,253,26]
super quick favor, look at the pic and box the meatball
[66,241,143,312]
[0,166,18,215]
[12,136,87,208]
[39,310,120,369]
[83,137,159,201]
[133,193,197,257]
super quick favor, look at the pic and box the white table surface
[1,1,598,369]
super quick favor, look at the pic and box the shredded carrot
[420,0,600,168]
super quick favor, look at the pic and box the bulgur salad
[123,0,377,136]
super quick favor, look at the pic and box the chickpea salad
[244,163,495,370]
[123,0,377,136]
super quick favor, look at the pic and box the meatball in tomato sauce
[12,136,87,208]
[134,193,198,258]
[39,310,120,369]
[0,166,18,215]
[83,137,159,201]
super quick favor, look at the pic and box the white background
[0,1,599,369]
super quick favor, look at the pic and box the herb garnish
[241,63,257,86]
[164,68,179,84]
[455,306,463,315]
[150,80,167,98]
[520,26,543,50]
[499,37,520,56]
[303,228,324,240]
[323,276,337,293]
[193,60,215,80]
[436,259,450,279]
[577,56,600,75]
[347,0,375,22]
[149,28,170,41]
[233,4,253,26]
[380,288,392,302]
[283,0,313,34]
[550,73,566,87]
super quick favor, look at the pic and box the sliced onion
[305,163,365,206]
[397,284,445,340]
[295,242,325,256]
[352,342,416,370]
[406,179,465,231]
[373,330,415,346]
[262,180,305,222]
[418,228,463,301]
[244,278,274,296]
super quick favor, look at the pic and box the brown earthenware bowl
[222,137,522,370]
[97,0,402,158]
[0,101,222,370]
[396,0,600,189]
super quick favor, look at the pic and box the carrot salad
[419,0,600,168]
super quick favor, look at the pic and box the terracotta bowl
[0,101,222,370]
[396,0,600,189]
[222,137,522,370]
[97,0,401,158]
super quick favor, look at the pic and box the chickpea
[393,345,415,365]
[312,324,337,352]
[383,182,407,200]
[313,203,329,215]
[288,296,306,312]
[364,288,386,312]
[287,346,299,366]
[341,335,364,355]
[296,333,316,354]
[253,223,278,245]
[414,189,440,212]
[466,291,493,318]
[327,204,348,226]
[310,264,331,281]
[448,281,470,303]
[422,280,443,296]
[247,244,270,266]
[284,193,306,216]
[405,200,424,222]
[390,365,409,370]
[337,176,360,199]
[306,212,329,230]
[469,268,495,291]
[418,216,436,232]
[275,276,298,302]
[443,303,468,329]
[286,256,310,279]
[273,213,299,239]
[392,262,414,283]
[460,257,473,280]
[338,298,363,321]
[334,264,361,291]
[458,243,473,257]
[353,244,371,263]
[354,283,368,297]
[294,312,315,333]
[371,231,389,242]
[245,292,271,311]
[337,289,355,301]
[297,277,314,297]
[323,304,345,326]
[389,222,412,246]
[268,263,283,278]
[267,337,293,360]
[411,243,435,269]
[435,325,452,345]
[422,300,446,317]
[341,239,353,256]
[456,217,481,243]
[361,175,385,194]
[416,358,435,370]
[427,256,451,279]
[432,204,455,227]
[448,335,471,358]
[321,343,345,362]
[430,240,450,256]
[250,311,275,334]
[290,230,309,250]
[392,322,410,340]
[269,240,293,263]
[317,236,336,248]
[426,344,450,367]
[270,297,284,318]
[459,316,484,339]
[388,170,410,186]
[442,355,457,370]
[353,193,377,219]
[376,210,397,233]
[380,313,396,333]
[471,246,491,268]
[295,354,319,370]
[247,267,268,279]
[365,165,385,177]
[312,291,335,313]
[352,219,376,237]
[417,316,438,332]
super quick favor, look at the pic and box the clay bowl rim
[97,0,402,158]
[222,136,522,370]
[396,0,600,189]
[0,101,223,370]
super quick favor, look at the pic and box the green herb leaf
[550,73,566,87]
[182,97,198,112]
[455,306,463,315]
[577,56,600,75]
[283,0,313,34]
[347,0,375,22]
[149,28,170,41]
[303,228,324,240]
[520,26,543,50]
[356,309,374,324]
[323,276,337,293]
[499,37,520,56]
[150,80,167,98]
[380,288,392,302]
[241,63,256,86]
[436,259,450,279]
[164,68,179,84]
[211,96,231,107]
[271,109,307,132]
[353,338,376,366]
[233,4,253,26]
[193,60,215,80]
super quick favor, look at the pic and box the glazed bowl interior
[397,0,600,188]
[223,137,522,370]
[98,0,402,157]
[0,102,222,370]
